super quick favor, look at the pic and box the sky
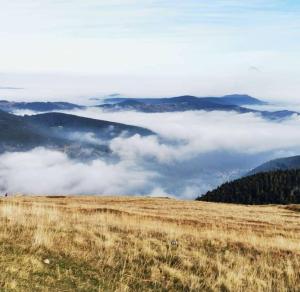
[0,0,300,101]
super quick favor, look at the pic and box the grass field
[0,196,299,291]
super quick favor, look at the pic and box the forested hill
[197,170,300,204]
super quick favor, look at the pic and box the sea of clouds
[1,108,300,198]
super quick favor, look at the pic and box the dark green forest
[197,170,300,204]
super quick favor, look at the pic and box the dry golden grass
[0,196,299,291]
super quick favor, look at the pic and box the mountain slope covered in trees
[197,170,300,204]
[0,110,153,157]
[0,109,49,151]
[25,112,153,139]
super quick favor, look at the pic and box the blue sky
[0,0,300,101]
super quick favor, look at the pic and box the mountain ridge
[0,100,84,113]
[248,155,300,175]
[1,95,298,121]
[104,94,266,106]
[99,94,298,120]
[0,110,154,158]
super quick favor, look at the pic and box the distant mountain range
[197,169,300,204]
[0,95,299,120]
[0,110,153,158]
[104,94,265,106]
[0,100,84,112]
[248,155,300,175]
[100,94,264,112]
[98,94,298,120]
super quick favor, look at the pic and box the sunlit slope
[0,196,299,291]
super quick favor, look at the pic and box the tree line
[197,169,300,204]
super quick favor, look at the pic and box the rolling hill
[0,110,153,157]
[0,109,50,152]
[24,112,153,139]
[204,94,266,106]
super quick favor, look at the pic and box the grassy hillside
[0,196,299,291]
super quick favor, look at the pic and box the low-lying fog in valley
[1,101,300,199]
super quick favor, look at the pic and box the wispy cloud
[0,1,300,100]
[0,86,24,90]
[2,0,300,38]
[248,66,261,73]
